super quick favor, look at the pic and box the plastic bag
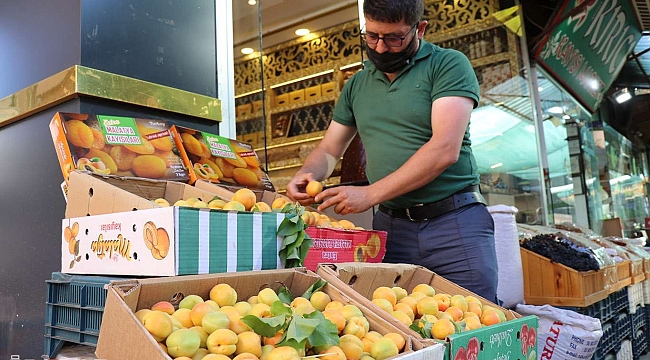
[488,205,524,308]
[515,304,602,360]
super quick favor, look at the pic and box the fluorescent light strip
[340,62,363,70]
[270,70,334,89]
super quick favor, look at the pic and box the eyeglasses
[361,24,418,47]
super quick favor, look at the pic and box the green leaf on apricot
[304,310,339,348]
[241,314,286,338]
[301,279,327,300]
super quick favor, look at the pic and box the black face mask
[366,34,419,73]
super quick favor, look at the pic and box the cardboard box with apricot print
[170,125,274,191]
[50,112,189,184]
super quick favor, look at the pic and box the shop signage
[535,0,642,113]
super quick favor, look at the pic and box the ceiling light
[295,28,311,36]
[490,162,503,169]
[562,114,571,120]
[614,88,632,104]
[247,0,256,5]
[240,47,254,55]
[547,106,564,114]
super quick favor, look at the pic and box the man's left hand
[315,186,374,215]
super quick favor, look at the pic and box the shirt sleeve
[332,73,358,127]
[430,49,480,108]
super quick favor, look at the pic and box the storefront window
[602,123,649,235]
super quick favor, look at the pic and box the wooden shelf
[270,94,337,115]
[236,112,264,122]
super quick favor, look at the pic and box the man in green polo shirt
[286,0,497,301]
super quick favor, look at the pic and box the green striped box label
[174,207,285,275]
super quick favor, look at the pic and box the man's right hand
[286,172,316,206]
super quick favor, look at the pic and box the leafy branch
[241,280,337,353]
[276,202,313,268]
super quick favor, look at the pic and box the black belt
[378,185,486,221]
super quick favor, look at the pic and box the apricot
[271,197,289,210]
[362,331,382,353]
[372,298,394,314]
[202,311,231,333]
[153,228,171,259]
[322,310,346,333]
[397,296,418,315]
[481,310,502,326]
[465,315,483,330]
[215,157,236,178]
[206,300,221,311]
[191,348,209,360]
[235,331,262,357]
[252,202,272,212]
[383,333,406,351]
[433,293,451,312]
[142,310,174,342]
[85,149,118,174]
[189,326,209,348]
[306,180,323,197]
[390,286,408,302]
[392,310,413,326]
[125,137,156,155]
[372,287,397,307]
[339,334,364,360]
[210,283,238,307]
[179,294,204,310]
[65,120,94,148]
[393,303,415,322]
[174,200,190,207]
[223,201,246,211]
[263,330,283,346]
[445,306,464,322]
[309,291,331,312]
[139,126,174,151]
[135,309,152,324]
[166,328,201,357]
[181,133,204,157]
[91,128,106,150]
[366,234,382,258]
[338,219,355,230]
[190,302,216,327]
[249,303,271,318]
[192,200,208,209]
[450,294,468,312]
[325,301,344,311]
[153,198,171,207]
[340,304,363,320]
[466,295,482,305]
[319,346,346,360]
[132,155,167,178]
[431,318,455,340]
[208,199,227,209]
[155,149,175,167]
[168,313,183,331]
[233,353,260,360]
[233,168,261,188]
[232,188,257,211]
[151,301,175,315]
[206,328,239,356]
[343,316,368,339]
[416,297,439,317]
[412,284,436,297]
[234,301,252,316]
[243,155,260,168]
[172,308,194,328]
[225,153,248,168]
[202,354,232,360]
[370,338,399,360]
[108,146,137,171]
[199,157,224,179]
[267,346,300,360]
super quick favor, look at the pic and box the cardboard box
[50,112,189,185]
[317,263,538,360]
[236,103,252,117]
[65,171,223,218]
[321,82,337,95]
[96,268,439,359]
[252,100,263,113]
[62,206,286,276]
[305,227,387,271]
[169,125,274,191]
[195,180,389,271]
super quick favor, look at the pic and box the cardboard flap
[96,287,168,359]
[108,280,142,311]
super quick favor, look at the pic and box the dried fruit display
[520,233,601,271]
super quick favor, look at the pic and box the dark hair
[363,0,424,26]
